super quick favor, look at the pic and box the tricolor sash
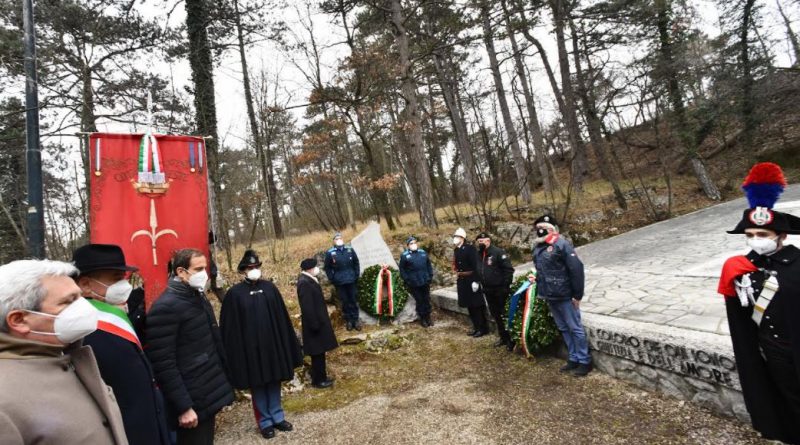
[507,275,538,357]
[88,299,141,349]
[137,129,165,184]
[373,266,395,317]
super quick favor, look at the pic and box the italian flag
[88,299,141,349]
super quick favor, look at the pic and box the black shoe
[312,379,334,389]
[274,420,293,432]
[506,341,516,352]
[493,339,506,348]
[354,322,362,331]
[260,427,276,439]
[426,316,434,327]
[420,317,429,328]
[472,330,488,338]
[467,330,479,337]
[571,363,593,377]
[560,361,580,373]
[345,321,354,331]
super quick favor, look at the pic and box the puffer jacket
[145,279,234,426]
[532,234,585,301]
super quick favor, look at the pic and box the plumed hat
[727,163,800,235]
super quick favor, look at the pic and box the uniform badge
[749,207,773,226]
[487,256,493,266]
[547,246,554,253]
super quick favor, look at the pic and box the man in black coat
[146,249,235,445]
[476,233,515,350]
[220,250,303,440]
[297,258,338,389]
[72,244,170,445]
[453,228,488,337]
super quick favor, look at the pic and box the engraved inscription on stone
[350,222,398,273]
[587,327,740,390]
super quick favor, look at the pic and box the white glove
[734,274,755,307]
[471,282,480,292]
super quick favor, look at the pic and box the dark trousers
[176,416,215,445]
[467,305,488,333]
[761,336,800,425]
[311,353,328,384]
[410,284,432,317]
[484,286,510,343]
[336,283,359,323]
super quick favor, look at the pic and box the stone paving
[515,185,800,335]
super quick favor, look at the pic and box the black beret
[300,258,318,270]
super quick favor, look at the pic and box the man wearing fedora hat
[220,250,303,439]
[73,244,170,445]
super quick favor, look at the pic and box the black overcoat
[220,279,303,389]
[84,328,170,445]
[297,273,339,356]
[725,246,800,444]
[454,243,484,307]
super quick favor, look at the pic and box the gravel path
[214,313,767,445]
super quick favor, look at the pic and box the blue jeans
[336,283,359,323]
[546,299,591,365]
[251,383,284,430]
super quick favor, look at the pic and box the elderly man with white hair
[0,259,128,445]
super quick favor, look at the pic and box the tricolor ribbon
[373,266,395,317]
[138,129,165,184]
[507,273,537,357]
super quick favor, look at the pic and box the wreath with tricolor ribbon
[504,271,559,357]
[357,264,409,319]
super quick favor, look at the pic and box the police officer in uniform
[476,233,515,350]
[718,163,800,443]
[324,233,362,331]
[399,236,435,328]
[453,228,488,337]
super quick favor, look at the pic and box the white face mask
[91,278,132,305]
[27,297,98,344]
[453,237,462,246]
[188,269,209,291]
[334,239,344,247]
[246,268,262,281]
[312,266,320,276]
[409,243,418,251]
[747,237,779,256]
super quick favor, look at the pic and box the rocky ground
[214,311,766,445]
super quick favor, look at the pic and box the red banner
[89,133,210,306]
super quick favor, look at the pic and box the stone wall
[430,288,748,422]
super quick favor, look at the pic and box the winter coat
[454,243,484,307]
[324,245,360,285]
[478,244,514,288]
[399,248,434,288]
[220,279,303,389]
[297,273,339,356]
[0,333,128,445]
[145,279,234,426]
[83,323,170,445]
[532,234,585,300]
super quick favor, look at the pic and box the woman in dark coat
[297,258,338,388]
[220,250,303,439]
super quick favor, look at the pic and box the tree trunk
[386,0,438,227]
[654,0,721,200]
[740,0,757,149]
[777,0,800,66]
[185,0,233,268]
[432,51,479,203]
[502,0,551,194]
[481,4,531,204]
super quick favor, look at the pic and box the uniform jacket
[220,279,303,389]
[454,243,484,307]
[297,273,339,356]
[478,244,514,288]
[145,279,234,425]
[399,248,434,288]
[721,245,800,444]
[324,245,360,286]
[0,333,128,445]
[533,234,585,300]
[84,321,170,445]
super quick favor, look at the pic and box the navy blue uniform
[399,249,434,317]
[324,245,361,324]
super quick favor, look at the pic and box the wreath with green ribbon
[357,264,409,320]
[504,270,559,357]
